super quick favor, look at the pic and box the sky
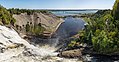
[0,0,115,9]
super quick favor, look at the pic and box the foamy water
[0,25,83,62]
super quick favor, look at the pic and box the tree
[112,0,119,20]
[0,5,16,25]
[26,22,30,32]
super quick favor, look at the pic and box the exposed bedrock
[13,12,64,37]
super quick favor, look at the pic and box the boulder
[59,49,83,58]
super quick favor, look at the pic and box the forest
[69,0,119,54]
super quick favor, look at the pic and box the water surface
[55,17,85,38]
[51,10,98,16]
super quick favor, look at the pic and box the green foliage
[77,9,119,54]
[25,23,45,35]
[25,22,30,32]
[112,0,119,20]
[103,14,113,21]
[32,25,45,35]
[10,18,16,25]
[92,30,112,53]
[8,8,49,15]
[0,5,16,25]
[68,40,77,47]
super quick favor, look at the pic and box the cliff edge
[13,12,64,36]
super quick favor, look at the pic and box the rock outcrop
[13,12,64,36]
[59,49,83,58]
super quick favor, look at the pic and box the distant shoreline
[47,9,99,11]
[7,8,101,11]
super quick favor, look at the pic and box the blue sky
[0,0,115,9]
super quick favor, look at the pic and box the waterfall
[0,17,85,62]
[0,25,60,62]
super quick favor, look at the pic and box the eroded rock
[59,49,83,58]
[13,12,64,35]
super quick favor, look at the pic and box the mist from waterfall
[0,16,85,62]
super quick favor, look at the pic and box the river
[29,10,88,62]
[28,13,86,62]
[54,17,85,38]
[34,10,90,62]
[49,10,119,62]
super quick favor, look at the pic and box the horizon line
[7,8,112,10]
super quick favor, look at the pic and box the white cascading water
[0,25,81,62]
[0,25,58,61]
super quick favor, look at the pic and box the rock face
[59,49,83,58]
[13,12,64,34]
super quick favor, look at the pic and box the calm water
[51,10,97,38]
[51,10,98,16]
[55,17,85,38]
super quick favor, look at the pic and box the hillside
[13,12,64,36]
[0,6,64,37]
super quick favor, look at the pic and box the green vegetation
[69,0,119,54]
[25,22,30,32]
[32,24,45,35]
[8,8,50,15]
[25,22,45,35]
[80,9,119,54]
[68,40,77,47]
[0,5,16,25]
[112,0,119,20]
[0,5,46,36]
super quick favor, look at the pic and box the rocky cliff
[13,12,64,36]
